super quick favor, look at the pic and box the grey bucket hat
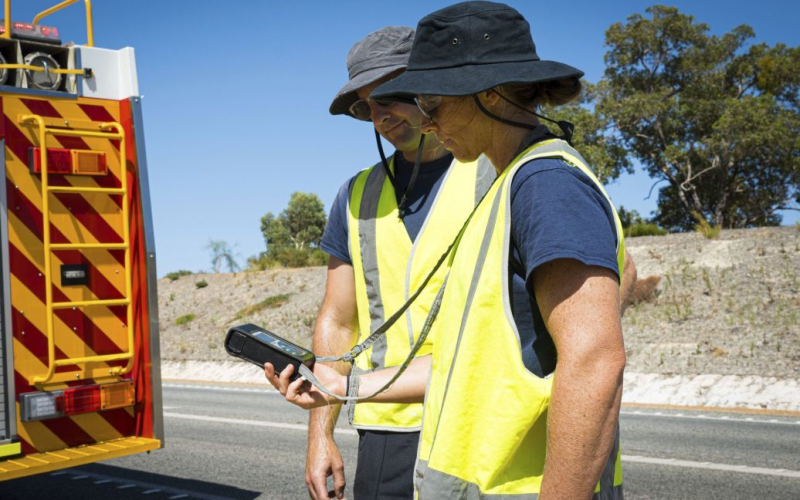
[329,26,414,117]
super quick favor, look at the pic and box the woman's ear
[483,89,501,106]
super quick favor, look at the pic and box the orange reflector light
[30,148,108,176]
[72,150,108,175]
[100,380,135,410]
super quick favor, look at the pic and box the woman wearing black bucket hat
[368,3,627,499]
[265,2,628,499]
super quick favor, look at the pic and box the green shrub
[273,247,314,268]
[249,248,329,269]
[694,219,722,239]
[195,280,208,289]
[175,313,195,326]
[626,223,667,237]
[306,248,328,267]
[247,253,280,271]
[165,269,193,281]
[232,293,292,321]
[618,206,667,238]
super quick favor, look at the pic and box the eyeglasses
[349,97,397,121]
[414,95,442,122]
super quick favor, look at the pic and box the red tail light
[64,385,101,415]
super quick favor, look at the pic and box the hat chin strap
[472,94,575,145]
[374,128,424,220]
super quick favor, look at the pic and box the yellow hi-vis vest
[416,139,625,499]
[347,154,495,431]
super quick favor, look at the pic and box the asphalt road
[2,382,799,499]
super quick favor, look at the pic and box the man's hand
[264,362,345,410]
[306,433,346,500]
[304,257,358,498]
[620,250,637,315]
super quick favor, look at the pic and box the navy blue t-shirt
[321,135,619,378]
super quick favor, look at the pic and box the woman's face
[420,95,491,163]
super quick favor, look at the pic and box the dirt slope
[159,226,799,379]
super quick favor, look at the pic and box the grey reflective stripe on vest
[427,183,504,458]
[417,460,539,500]
[475,155,496,202]
[418,459,623,500]
[358,165,389,369]
[403,161,458,348]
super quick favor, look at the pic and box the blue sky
[15,0,799,275]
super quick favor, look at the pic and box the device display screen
[251,331,307,357]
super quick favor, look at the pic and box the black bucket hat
[329,26,414,117]
[371,1,584,100]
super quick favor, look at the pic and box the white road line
[164,411,358,436]
[71,474,89,480]
[117,484,137,489]
[163,383,279,395]
[163,383,800,425]
[142,488,162,494]
[164,412,799,479]
[620,410,799,426]
[169,495,189,500]
[622,455,800,479]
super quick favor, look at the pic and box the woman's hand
[264,362,346,410]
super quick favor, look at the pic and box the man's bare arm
[306,256,358,500]
[533,259,625,500]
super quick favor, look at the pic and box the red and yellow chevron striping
[3,94,142,454]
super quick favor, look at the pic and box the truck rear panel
[0,12,162,480]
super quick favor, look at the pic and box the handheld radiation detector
[225,324,315,381]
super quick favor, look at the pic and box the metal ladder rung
[51,243,128,250]
[52,299,130,310]
[22,113,135,386]
[54,352,132,366]
[47,186,125,195]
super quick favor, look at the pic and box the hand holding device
[225,323,315,381]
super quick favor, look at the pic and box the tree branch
[681,156,721,189]
[645,178,669,200]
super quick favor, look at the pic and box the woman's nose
[420,118,437,134]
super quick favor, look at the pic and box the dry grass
[231,293,293,322]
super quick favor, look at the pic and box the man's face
[356,76,427,153]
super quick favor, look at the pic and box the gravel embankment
[158,226,800,411]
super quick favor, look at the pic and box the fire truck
[0,0,163,480]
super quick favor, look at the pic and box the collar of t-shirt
[513,124,558,160]
[391,150,454,205]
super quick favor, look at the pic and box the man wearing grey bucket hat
[304,26,496,500]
